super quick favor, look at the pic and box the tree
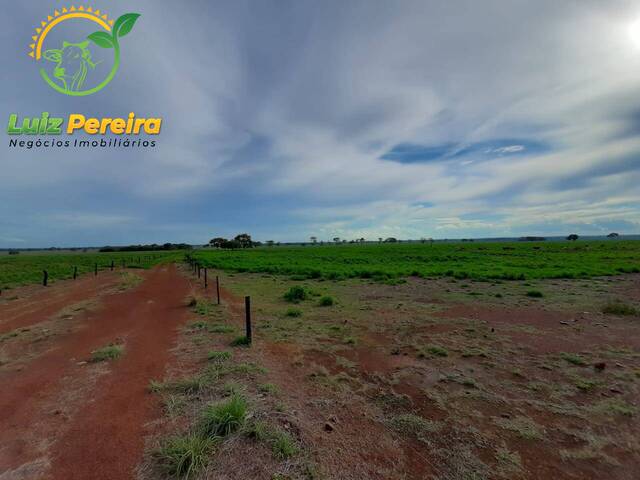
[384,237,398,243]
[234,233,253,248]
[359,237,365,244]
[266,240,275,247]
[310,236,317,244]
[566,234,579,241]
[333,237,341,244]
[209,237,227,248]
[607,232,619,238]
[378,237,383,243]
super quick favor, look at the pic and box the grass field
[191,241,640,282]
[0,251,182,289]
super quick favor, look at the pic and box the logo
[29,6,140,96]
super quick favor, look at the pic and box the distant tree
[607,232,619,238]
[566,234,579,241]
[266,240,275,247]
[333,237,341,244]
[310,236,317,244]
[209,237,227,248]
[220,239,242,249]
[234,233,253,248]
[378,237,383,243]
[420,237,426,244]
[359,237,365,244]
[384,237,398,243]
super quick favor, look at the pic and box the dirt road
[0,264,192,480]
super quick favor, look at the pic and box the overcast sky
[2,0,640,247]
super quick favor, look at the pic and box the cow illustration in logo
[29,7,140,96]
[44,41,99,92]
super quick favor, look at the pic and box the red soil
[0,272,121,335]
[0,264,192,480]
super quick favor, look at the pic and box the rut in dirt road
[0,264,193,480]
[48,264,192,480]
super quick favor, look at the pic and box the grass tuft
[154,434,217,479]
[419,344,449,358]
[561,352,587,366]
[285,307,303,317]
[602,301,638,316]
[199,395,247,437]
[526,290,544,298]
[389,413,439,442]
[89,343,123,363]
[230,335,251,347]
[207,350,232,362]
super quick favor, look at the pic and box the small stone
[324,422,334,432]
[594,362,606,371]
[500,413,511,419]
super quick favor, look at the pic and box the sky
[1,0,640,247]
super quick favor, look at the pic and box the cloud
[0,0,639,246]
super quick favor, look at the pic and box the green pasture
[0,251,181,289]
[191,241,640,282]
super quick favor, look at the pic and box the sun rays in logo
[28,6,114,60]
[28,6,140,96]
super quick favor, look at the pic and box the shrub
[155,434,216,479]
[602,301,638,316]
[319,295,334,306]
[285,307,302,317]
[89,344,123,363]
[284,286,308,303]
[526,290,544,298]
[199,395,247,437]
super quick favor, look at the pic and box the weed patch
[89,343,123,363]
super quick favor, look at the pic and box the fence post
[73,266,77,280]
[216,275,220,305]
[245,296,252,344]
[110,260,114,271]
[43,270,48,287]
[95,263,98,276]
[197,264,201,279]
[204,268,208,289]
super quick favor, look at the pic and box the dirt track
[0,264,192,480]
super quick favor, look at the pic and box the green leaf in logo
[88,31,115,49]
[113,13,141,39]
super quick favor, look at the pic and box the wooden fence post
[110,260,114,271]
[245,296,252,344]
[216,276,220,305]
[73,266,77,280]
[95,263,98,276]
[43,270,48,287]
[204,268,208,289]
